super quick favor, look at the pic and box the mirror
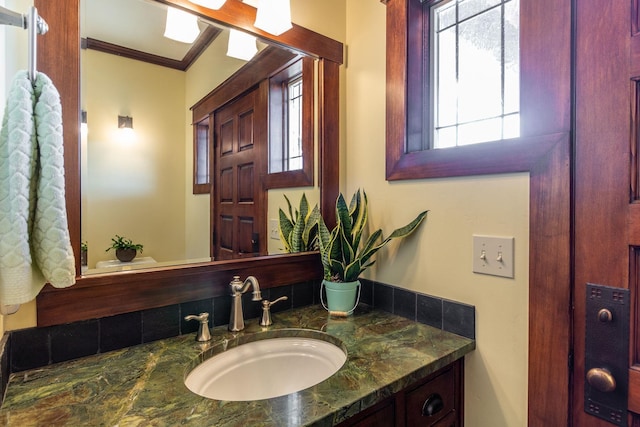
[34,0,341,326]
[79,0,320,274]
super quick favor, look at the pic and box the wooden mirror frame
[34,0,342,327]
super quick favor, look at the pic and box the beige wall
[81,50,188,267]
[345,1,529,426]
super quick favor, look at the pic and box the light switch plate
[472,235,514,278]
[269,219,280,240]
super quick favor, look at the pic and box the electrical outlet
[269,219,280,240]
[472,235,514,278]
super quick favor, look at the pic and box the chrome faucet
[228,275,262,332]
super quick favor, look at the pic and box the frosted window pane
[438,2,457,30]
[458,117,502,146]
[437,27,458,127]
[435,126,457,149]
[431,0,519,148]
[503,114,519,139]
[458,8,502,123]
[504,0,520,114]
[459,0,501,21]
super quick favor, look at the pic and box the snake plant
[317,189,428,282]
[278,193,321,253]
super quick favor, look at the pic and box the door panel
[212,86,267,260]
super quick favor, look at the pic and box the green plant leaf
[343,259,362,282]
[278,208,294,252]
[351,190,368,251]
[302,205,321,250]
[335,194,352,246]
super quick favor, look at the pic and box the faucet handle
[260,296,288,326]
[185,312,212,342]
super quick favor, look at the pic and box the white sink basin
[184,330,347,401]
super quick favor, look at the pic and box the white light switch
[269,219,280,240]
[472,235,514,278]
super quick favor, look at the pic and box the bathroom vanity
[0,305,474,426]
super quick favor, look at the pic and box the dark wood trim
[384,0,572,424]
[35,0,82,277]
[37,253,322,326]
[83,25,221,71]
[191,46,297,121]
[155,0,344,65]
[528,133,572,425]
[35,0,341,327]
[318,58,340,228]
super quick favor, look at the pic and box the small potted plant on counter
[317,189,428,315]
[106,235,144,262]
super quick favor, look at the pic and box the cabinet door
[405,367,455,426]
[431,411,458,427]
[338,399,396,427]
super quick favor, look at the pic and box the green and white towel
[0,71,75,310]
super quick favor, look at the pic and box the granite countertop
[0,304,475,426]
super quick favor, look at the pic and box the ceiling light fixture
[226,29,258,61]
[189,0,227,9]
[164,7,200,44]
[254,0,292,36]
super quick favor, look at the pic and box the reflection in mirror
[80,0,319,275]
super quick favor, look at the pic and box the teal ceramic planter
[322,280,360,315]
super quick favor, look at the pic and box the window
[431,0,519,149]
[192,118,211,194]
[285,76,304,170]
[264,57,314,189]
[269,60,304,174]
[385,0,563,181]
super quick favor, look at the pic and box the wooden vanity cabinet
[337,359,463,427]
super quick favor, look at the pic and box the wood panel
[83,25,220,71]
[318,59,340,228]
[37,253,322,326]
[574,0,632,425]
[213,86,265,260]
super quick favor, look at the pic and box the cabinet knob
[586,367,616,393]
[421,393,444,417]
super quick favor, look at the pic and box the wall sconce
[81,110,88,136]
[254,0,292,36]
[118,115,133,129]
[164,7,200,43]
[226,29,258,61]
[189,0,226,9]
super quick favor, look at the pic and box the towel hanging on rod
[0,5,49,83]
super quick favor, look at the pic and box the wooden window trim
[263,56,315,189]
[386,0,569,181]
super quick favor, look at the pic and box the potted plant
[106,235,144,262]
[80,241,88,267]
[278,193,321,253]
[317,189,428,315]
